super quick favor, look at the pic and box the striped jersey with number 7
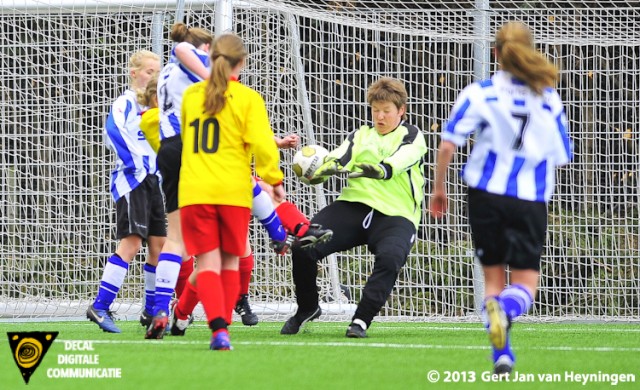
[442,70,572,202]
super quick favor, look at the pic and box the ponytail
[204,34,247,116]
[496,22,558,94]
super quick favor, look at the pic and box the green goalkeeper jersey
[328,122,428,228]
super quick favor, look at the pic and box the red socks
[220,270,240,325]
[196,271,225,325]
[175,256,194,299]
[175,279,199,321]
[184,269,240,325]
[239,253,254,296]
[276,201,310,236]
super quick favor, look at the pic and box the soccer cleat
[271,233,296,255]
[170,308,190,336]
[296,224,333,248]
[485,298,509,350]
[280,306,322,335]
[145,310,168,339]
[345,322,367,338]
[86,304,121,333]
[210,332,232,351]
[235,294,259,326]
[139,309,152,328]
[493,354,514,375]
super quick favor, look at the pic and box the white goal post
[1,0,639,322]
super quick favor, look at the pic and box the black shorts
[307,200,416,263]
[115,174,167,239]
[157,135,182,213]
[467,188,547,271]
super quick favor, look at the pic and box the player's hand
[429,190,448,218]
[272,183,286,203]
[275,134,300,149]
[312,157,344,178]
[348,163,389,179]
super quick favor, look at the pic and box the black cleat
[271,234,296,255]
[280,306,322,335]
[145,310,168,339]
[345,322,367,338]
[493,355,514,376]
[296,224,333,248]
[170,308,190,336]
[235,294,259,326]
[139,309,152,328]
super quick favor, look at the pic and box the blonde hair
[128,50,160,87]
[170,22,213,47]
[204,33,247,116]
[367,77,408,119]
[137,72,158,108]
[496,21,558,94]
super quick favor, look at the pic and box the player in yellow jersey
[138,73,160,153]
[178,33,285,350]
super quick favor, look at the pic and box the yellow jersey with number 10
[179,79,283,209]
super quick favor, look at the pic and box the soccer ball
[292,145,329,185]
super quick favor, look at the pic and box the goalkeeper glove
[312,157,344,178]
[348,162,391,179]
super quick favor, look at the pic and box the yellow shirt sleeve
[243,91,284,186]
[139,107,160,153]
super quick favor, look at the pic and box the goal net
[1,0,638,322]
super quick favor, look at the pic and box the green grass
[0,320,638,389]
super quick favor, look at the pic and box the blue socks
[94,254,129,310]
[499,284,533,319]
[251,181,286,241]
[143,263,156,314]
[484,284,534,364]
[153,253,182,316]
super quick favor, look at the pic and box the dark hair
[496,21,558,94]
[170,22,213,48]
[204,33,247,115]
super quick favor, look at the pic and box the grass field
[0,319,638,389]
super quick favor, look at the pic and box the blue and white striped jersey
[442,70,572,202]
[104,89,157,201]
[158,42,210,140]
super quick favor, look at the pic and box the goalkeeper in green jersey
[280,77,427,338]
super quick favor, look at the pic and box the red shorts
[181,204,251,257]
